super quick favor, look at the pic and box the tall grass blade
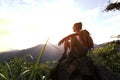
[17,69,30,80]
[48,42,63,53]
[36,38,49,65]
[0,73,7,79]
[5,62,13,80]
[28,38,49,80]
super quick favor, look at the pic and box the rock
[49,56,120,80]
[94,64,120,80]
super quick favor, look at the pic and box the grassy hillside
[91,40,120,74]
[0,40,119,79]
[0,44,62,63]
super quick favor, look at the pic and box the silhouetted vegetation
[105,1,120,11]
[0,40,120,79]
[0,55,52,80]
[91,40,120,74]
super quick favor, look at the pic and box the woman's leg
[63,40,70,54]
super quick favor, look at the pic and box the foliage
[0,39,52,80]
[28,39,49,80]
[0,55,33,80]
[105,1,120,11]
[0,40,119,79]
[0,55,53,80]
[91,41,120,74]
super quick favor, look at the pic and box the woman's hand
[58,34,74,46]
[58,38,65,46]
[58,33,76,46]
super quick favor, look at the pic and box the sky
[0,0,120,52]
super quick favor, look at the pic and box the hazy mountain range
[0,40,119,63]
[0,44,63,63]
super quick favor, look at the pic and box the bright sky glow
[0,0,120,52]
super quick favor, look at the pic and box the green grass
[0,40,119,80]
[0,39,51,80]
[28,38,49,80]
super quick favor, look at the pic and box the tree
[110,35,120,38]
[104,1,120,42]
[105,0,120,11]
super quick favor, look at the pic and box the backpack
[81,30,94,49]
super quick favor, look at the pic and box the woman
[58,22,89,60]
[49,22,92,80]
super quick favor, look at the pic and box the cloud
[12,0,37,5]
[101,13,120,34]
[23,0,36,4]
[0,18,11,25]
[82,7,100,20]
[112,0,120,2]
[0,29,11,37]
[111,34,120,38]
[105,14,120,23]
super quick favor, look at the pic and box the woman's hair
[73,22,82,30]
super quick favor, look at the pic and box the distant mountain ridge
[0,40,119,63]
[0,44,62,63]
[94,40,120,48]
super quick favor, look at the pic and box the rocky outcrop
[94,64,120,80]
[50,56,120,80]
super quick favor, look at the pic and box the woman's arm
[58,33,78,46]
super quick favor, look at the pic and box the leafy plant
[91,41,120,74]
[0,54,33,80]
[28,38,49,80]
[0,38,58,80]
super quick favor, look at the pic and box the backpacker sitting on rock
[58,22,94,60]
[49,22,94,80]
